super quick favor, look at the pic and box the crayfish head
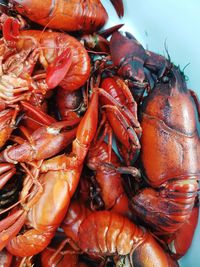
[8,0,49,21]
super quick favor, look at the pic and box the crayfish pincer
[0,91,98,256]
[131,66,200,235]
[110,31,171,85]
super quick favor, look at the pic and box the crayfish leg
[0,108,19,148]
[0,210,26,250]
[99,79,139,126]
[101,104,140,148]
[20,101,56,131]
[0,163,16,189]
[41,90,98,172]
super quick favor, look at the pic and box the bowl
[101,0,200,266]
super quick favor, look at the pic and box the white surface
[101,0,200,266]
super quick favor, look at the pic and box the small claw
[0,121,78,163]
[2,17,20,42]
[46,47,72,89]
[72,91,98,162]
[110,0,124,18]
[0,163,16,189]
[110,31,147,83]
[0,210,26,250]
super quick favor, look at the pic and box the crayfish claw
[110,31,147,83]
[110,0,124,18]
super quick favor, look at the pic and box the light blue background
[102,1,200,266]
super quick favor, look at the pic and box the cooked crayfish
[5,0,124,33]
[131,66,200,235]
[0,91,98,256]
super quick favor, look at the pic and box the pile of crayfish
[0,0,199,266]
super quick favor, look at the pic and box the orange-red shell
[10,0,108,33]
[17,30,91,91]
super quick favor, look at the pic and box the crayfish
[0,1,198,266]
